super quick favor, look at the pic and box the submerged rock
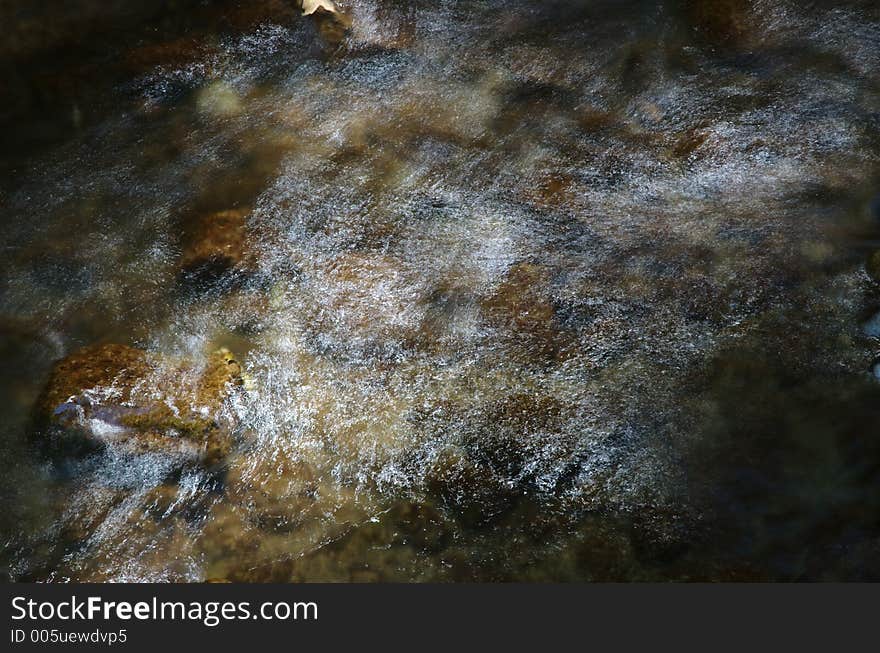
[125,37,214,75]
[419,391,582,526]
[33,344,244,464]
[195,81,243,119]
[682,0,756,46]
[299,0,352,45]
[179,208,254,292]
[480,262,572,362]
[867,250,880,282]
[863,310,880,338]
[302,251,425,359]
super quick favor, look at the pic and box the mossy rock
[33,343,244,465]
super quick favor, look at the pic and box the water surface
[2,0,880,581]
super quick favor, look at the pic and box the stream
[2,0,880,581]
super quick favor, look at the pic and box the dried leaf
[300,0,339,16]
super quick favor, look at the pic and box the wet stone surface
[1,0,880,581]
[34,343,244,465]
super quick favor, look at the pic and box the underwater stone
[303,251,424,359]
[863,310,880,339]
[300,0,352,46]
[870,193,880,223]
[33,344,244,464]
[195,81,243,119]
[480,262,572,362]
[178,208,254,292]
[866,250,880,282]
[125,37,213,74]
[683,0,755,46]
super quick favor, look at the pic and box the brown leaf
[299,0,339,16]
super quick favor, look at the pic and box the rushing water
[2,0,880,581]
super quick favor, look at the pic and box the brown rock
[867,250,880,282]
[481,262,572,361]
[670,127,710,160]
[34,344,244,464]
[124,37,213,74]
[181,208,251,272]
[300,1,353,46]
[683,0,755,47]
[303,251,423,357]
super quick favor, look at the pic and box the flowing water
[2,0,880,581]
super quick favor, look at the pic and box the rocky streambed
[2,0,880,581]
